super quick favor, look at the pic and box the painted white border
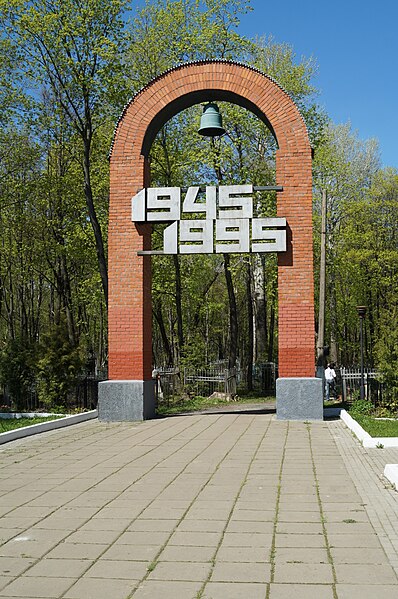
[340,409,398,448]
[384,464,398,487]
[0,411,97,445]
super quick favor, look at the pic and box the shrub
[0,338,37,410]
[36,320,84,409]
[375,305,398,412]
[349,399,374,418]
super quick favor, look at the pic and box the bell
[198,103,226,137]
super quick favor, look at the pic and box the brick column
[99,60,322,421]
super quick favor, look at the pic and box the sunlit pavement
[0,412,398,598]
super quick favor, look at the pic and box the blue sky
[238,0,398,168]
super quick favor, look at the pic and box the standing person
[324,363,336,401]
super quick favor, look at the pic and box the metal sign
[132,184,286,255]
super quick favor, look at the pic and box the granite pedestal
[98,380,156,421]
[276,377,323,420]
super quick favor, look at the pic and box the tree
[1,0,129,305]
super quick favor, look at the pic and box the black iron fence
[1,374,106,413]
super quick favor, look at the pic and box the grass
[156,393,275,415]
[0,415,64,433]
[351,414,398,437]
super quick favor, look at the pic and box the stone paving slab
[0,413,397,598]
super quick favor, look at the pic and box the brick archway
[101,60,322,421]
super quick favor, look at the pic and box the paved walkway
[0,413,398,598]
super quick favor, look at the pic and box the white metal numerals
[132,186,287,254]
[146,187,180,221]
[179,220,213,254]
[252,218,286,252]
[218,185,253,219]
[215,219,250,253]
[182,187,217,220]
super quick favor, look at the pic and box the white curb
[0,410,98,445]
[384,464,398,488]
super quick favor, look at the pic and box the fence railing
[340,367,383,405]
[1,374,106,413]
[154,361,277,403]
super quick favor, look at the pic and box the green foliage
[36,320,85,408]
[349,399,374,418]
[375,304,398,410]
[0,338,37,411]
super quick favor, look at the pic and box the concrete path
[0,413,397,598]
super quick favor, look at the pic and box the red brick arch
[109,60,315,382]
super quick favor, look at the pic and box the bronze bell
[198,103,226,137]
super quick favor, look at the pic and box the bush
[375,306,398,411]
[349,399,374,418]
[0,338,37,410]
[36,320,84,409]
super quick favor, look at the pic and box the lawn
[351,414,398,437]
[0,415,64,433]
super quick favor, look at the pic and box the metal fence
[1,375,106,413]
[154,361,277,402]
[340,367,383,405]
[251,363,278,395]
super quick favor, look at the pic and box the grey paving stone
[216,546,270,563]
[269,583,334,598]
[202,581,267,598]
[330,546,390,564]
[24,558,93,578]
[226,521,274,533]
[325,521,375,534]
[334,563,398,584]
[148,561,211,581]
[169,531,221,547]
[276,522,323,534]
[221,532,273,547]
[127,519,179,532]
[275,547,329,563]
[323,510,370,523]
[273,562,334,583]
[0,539,58,559]
[0,576,13,592]
[44,542,108,560]
[335,584,398,599]
[64,576,137,599]
[230,509,275,521]
[275,533,326,548]
[156,544,214,563]
[132,580,203,599]
[0,575,72,597]
[176,519,225,533]
[211,561,271,583]
[65,530,121,545]
[0,557,35,577]
[327,533,383,548]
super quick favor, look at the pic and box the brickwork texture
[109,61,315,380]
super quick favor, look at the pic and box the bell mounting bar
[180,186,283,192]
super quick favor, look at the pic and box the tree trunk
[268,304,275,363]
[173,255,184,359]
[224,253,238,396]
[246,260,254,391]
[253,254,267,361]
[153,300,174,366]
[82,138,108,306]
